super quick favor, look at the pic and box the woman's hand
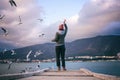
[63,19,66,24]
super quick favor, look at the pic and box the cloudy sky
[0,0,120,49]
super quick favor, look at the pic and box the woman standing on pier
[52,19,68,71]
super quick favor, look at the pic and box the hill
[0,35,120,60]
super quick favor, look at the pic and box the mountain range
[0,35,120,60]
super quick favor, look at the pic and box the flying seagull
[18,16,22,25]
[1,27,8,36]
[34,50,43,58]
[11,50,16,55]
[37,19,43,22]
[8,61,12,70]
[0,15,5,20]
[9,0,17,7]
[39,33,45,37]
[26,50,32,61]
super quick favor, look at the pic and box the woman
[52,20,68,71]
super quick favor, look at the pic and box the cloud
[101,22,120,35]
[66,0,120,40]
[0,0,120,49]
[0,0,44,47]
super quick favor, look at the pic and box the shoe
[57,67,61,71]
[62,67,67,71]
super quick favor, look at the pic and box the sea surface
[0,60,120,77]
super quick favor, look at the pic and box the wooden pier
[18,69,120,80]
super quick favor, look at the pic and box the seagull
[8,61,12,70]
[1,27,8,36]
[0,15,5,20]
[26,50,32,61]
[9,0,17,7]
[34,50,43,58]
[37,19,43,22]
[37,65,40,70]
[18,16,22,25]
[11,50,16,55]
[39,33,45,37]
[21,70,26,73]
[37,65,40,68]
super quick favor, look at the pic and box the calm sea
[0,60,120,77]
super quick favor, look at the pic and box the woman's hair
[59,24,64,30]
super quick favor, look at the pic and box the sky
[0,0,120,50]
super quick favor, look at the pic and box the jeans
[55,45,66,68]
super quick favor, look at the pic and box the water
[0,60,120,77]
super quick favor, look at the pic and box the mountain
[0,35,120,60]
[67,35,120,56]
[0,42,16,52]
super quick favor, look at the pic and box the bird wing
[1,27,7,33]
[8,63,12,70]
[26,50,32,58]
[9,0,13,6]
[2,15,5,19]
[12,0,17,7]
[0,15,5,19]
[38,19,43,22]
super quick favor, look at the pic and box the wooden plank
[0,68,50,80]
[80,68,120,80]
[18,70,103,80]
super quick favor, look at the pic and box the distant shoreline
[0,59,120,64]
